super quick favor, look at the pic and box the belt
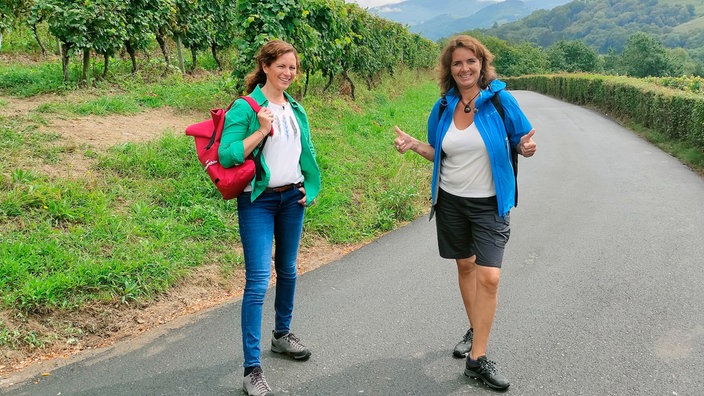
[264,182,303,193]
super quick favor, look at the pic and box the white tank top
[439,120,495,197]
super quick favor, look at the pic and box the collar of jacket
[446,79,506,108]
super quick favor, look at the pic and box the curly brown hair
[437,35,497,95]
[244,40,300,94]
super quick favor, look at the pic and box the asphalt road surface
[2,91,703,395]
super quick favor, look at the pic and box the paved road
[2,91,704,395]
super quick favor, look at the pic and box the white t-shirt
[439,120,495,198]
[262,101,304,187]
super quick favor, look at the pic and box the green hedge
[504,74,704,150]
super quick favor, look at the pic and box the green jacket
[218,85,321,206]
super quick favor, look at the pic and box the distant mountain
[369,0,572,40]
[411,0,533,40]
[370,0,497,26]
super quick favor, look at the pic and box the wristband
[257,129,267,138]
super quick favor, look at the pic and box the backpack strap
[239,96,273,136]
[490,94,519,205]
[438,93,448,120]
[438,94,448,160]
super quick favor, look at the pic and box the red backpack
[185,96,270,200]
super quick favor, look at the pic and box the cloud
[377,6,403,13]
[347,0,405,8]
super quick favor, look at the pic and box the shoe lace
[283,332,305,351]
[462,329,473,343]
[480,358,498,375]
[250,369,271,393]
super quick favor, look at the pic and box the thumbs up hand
[393,126,435,161]
[518,129,537,157]
[394,126,414,154]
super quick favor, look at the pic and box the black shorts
[435,188,510,268]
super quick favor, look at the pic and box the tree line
[3,0,695,91]
[0,0,438,97]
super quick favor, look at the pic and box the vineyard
[0,0,438,97]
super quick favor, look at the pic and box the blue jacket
[428,79,532,218]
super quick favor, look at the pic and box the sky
[346,0,404,8]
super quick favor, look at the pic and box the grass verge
[0,67,438,354]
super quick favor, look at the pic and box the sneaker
[464,355,510,390]
[271,331,312,360]
[243,367,274,396]
[452,328,473,358]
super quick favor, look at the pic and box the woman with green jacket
[219,39,321,396]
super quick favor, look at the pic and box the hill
[481,0,704,56]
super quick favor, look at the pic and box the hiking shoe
[243,367,274,396]
[453,328,473,358]
[464,355,510,390]
[271,331,312,360]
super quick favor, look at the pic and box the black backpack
[438,93,519,205]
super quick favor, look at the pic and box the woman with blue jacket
[394,35,536,391]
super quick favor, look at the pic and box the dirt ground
[0,95,365,379]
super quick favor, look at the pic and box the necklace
[261,87,287,110]
[459,90,481,113]
[268,99,287,110]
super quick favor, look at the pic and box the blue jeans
[237,188,305,368]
